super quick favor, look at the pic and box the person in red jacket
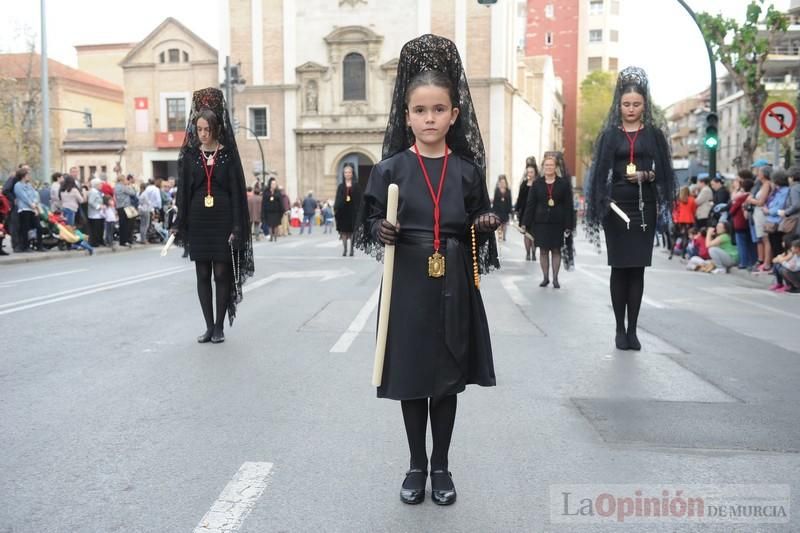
[729,171,756,268]
[670,186,696,258]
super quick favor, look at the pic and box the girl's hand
[474,213,501,232]
[378,219,400,245]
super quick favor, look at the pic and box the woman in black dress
[522,154,574,288]
[515,160,538,260]
[175,88,254,344]
[261,177,283,242]
[585,67,675,351]
[492,174,512,241]
[355,35,500,506]
[334,163,361,256]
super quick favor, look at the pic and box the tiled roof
[0,53,123,97]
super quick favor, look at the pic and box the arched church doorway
[336,152,374,192]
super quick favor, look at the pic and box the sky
[1,0,791,107]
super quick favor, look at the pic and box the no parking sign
[760,102,797,138]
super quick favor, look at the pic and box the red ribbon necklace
[202,144,219,207]
[413,143,449,254]
[623,126,642,167]
[546,179,555,207]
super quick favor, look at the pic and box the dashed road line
[194,462,273,533]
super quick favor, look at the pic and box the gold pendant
[346,195,351,202]
[626,163,637,175]
[270,196,274,201]
[547,198,555,207]
[428,251,445,278]
[204,195,214,208]
[206,156,214,166]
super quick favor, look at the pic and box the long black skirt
[377,233,496,400]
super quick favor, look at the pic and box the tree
[697,0,790,169]
[0,36,41,176]
[578,70,615,174]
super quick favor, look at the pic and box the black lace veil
[583,67,676,246]
[355,34,498,273]
[176,87,254,325]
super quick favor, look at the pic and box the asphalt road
[1,227,798,533]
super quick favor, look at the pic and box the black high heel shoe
[430,470,456,506]
[197,329,213,343]
[211,327,225,344]
[400,468,427,505]
[539,278,549,287]
[552,279,560,289]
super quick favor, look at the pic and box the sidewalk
[0,242,158,266]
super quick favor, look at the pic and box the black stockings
[401,395,457,472]
[609,267,645,335]
[195,261,232,333]
[538,248,561,282]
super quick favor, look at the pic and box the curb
[0,243,158,266]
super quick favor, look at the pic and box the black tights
[538,247,561,281]
[610,267,645,335]
[195,261,233,332]
[401,395,457,472]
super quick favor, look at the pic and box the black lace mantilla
[354,34,499,275]
[583,66,676,253]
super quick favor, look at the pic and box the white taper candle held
[372,183,399,386]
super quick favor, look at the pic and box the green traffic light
[704,136,718,149]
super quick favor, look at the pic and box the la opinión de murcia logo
[549,484,791,524]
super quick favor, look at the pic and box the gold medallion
[346,195,351,202]
[626,163,637,175]
[547,198,555,207]
[204,195,214,208]
[428,251,445,278]
[270,196,274,201]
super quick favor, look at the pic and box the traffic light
[704,112,718,151]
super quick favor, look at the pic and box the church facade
[224,0,560,202]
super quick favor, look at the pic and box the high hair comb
[617,66,648,91]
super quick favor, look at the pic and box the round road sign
[760,102,797,139]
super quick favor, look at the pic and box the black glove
[377,219,400,245]
[473,213,501,233]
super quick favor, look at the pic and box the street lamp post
[239,125,268,185]
[40,0,49,181]
[676,0,718,178]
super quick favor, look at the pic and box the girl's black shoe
[627,331,641,351]
[615,332,629,350]
[430,470,456,506]
[197,329,213,343]
[211,327,225,344]
[539,278,549,287]
[400,469,427,505]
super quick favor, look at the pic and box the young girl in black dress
[584,67,675,350]
[356,34,500,506]
[174,88,254,343]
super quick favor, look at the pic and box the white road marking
[243,269,354,294]
[0,266,191,316]
[330,287,380,353]
[315,239,343,248]
[575,266,667,309]
[500,275,530,306]
[280,240,307,248]
[194,461,273,533]
[0,269,88,287]
[701,287,800,320]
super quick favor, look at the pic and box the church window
[343,53,366,101]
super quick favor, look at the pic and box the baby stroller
[45,208,94,255]
[36,206,61,250]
